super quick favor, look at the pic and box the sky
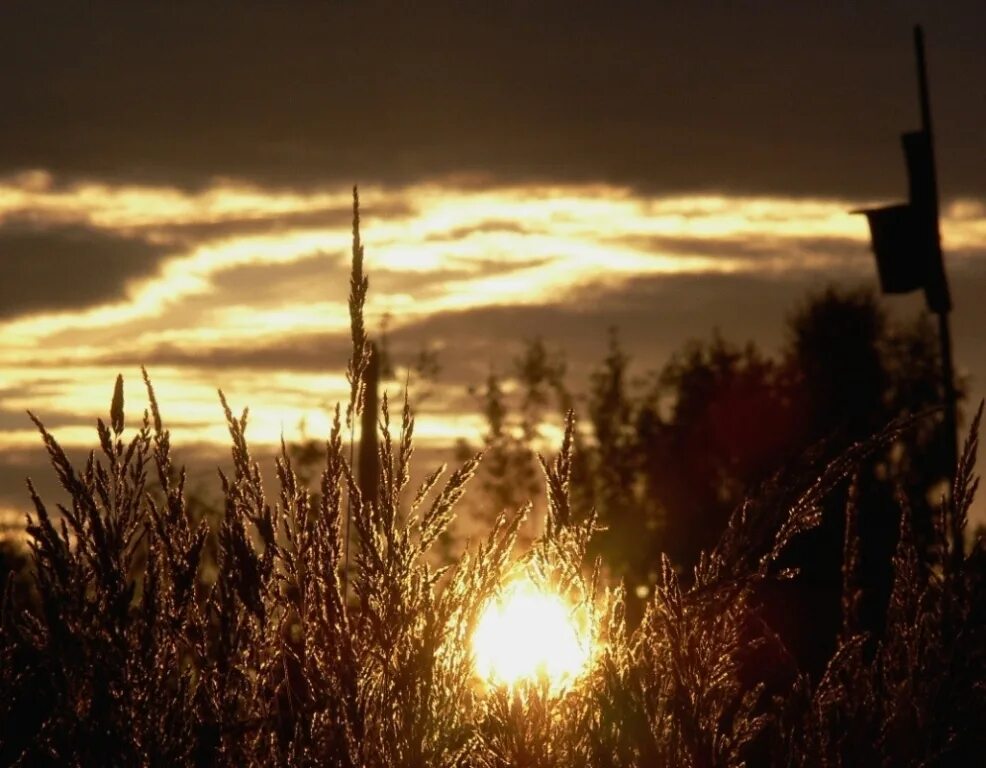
[1,1,985,535]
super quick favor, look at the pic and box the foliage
[471,288,955,641]
[2,195,984,766]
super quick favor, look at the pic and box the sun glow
[472,578,592,691]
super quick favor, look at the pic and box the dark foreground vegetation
[462,285,956,644]
[2,195,985,767]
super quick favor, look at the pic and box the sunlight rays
[472,577,593,691]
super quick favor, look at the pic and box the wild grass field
[1,192,984,767]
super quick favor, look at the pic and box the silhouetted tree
[775,289,952,656]
[635,334,795,573]
[469,287,956,646]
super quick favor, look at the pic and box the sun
[472,577,592,691]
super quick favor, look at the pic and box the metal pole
[914,25,959,491]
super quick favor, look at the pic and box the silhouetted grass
[1,191,984,766]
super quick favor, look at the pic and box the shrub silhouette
[1,191,984,766]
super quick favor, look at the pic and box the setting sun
[472,577,592,691]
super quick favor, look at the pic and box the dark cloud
[103,336,353,372]
[206,251,349,306]
[79,271,865,382]
[426,222,534,242]
[382,272,822,384]
[0,405,90,433]
[0,218,169,317]
[371,258,558,299]
[1,2,983,199]
[611,234,870,266]
[83,259,986,406]
[204,252,556,309]
[133,200,414,248]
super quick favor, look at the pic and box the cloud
[0,3,983,198]
[1,176,984,526]
[130,201,415,249]
[0,218,170,318]
[69,270,853,383]
[96,335,352,372]
[81,258,985,392]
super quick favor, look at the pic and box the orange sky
[1,174,983,449]
[2,174,985,531]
